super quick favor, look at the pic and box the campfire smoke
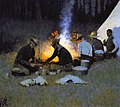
[59,0,78,59]
[40,0,78,62]
[59,0,75,39]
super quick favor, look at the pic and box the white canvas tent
[97,1,120,56]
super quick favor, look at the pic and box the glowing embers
[41,41,59,62]
[49,30,59,40]
[40,37,78,62]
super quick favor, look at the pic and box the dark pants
[12,62,39,76]
[94,54,104,61]
[104,52,117,59]
[20,63,38,73]
[73,59,81,67]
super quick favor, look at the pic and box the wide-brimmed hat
[76,34,83,41]
[30,37,38,46]
[51,38,60,46]
[89,31,98,38]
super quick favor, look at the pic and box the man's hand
[30,63,35,67]
[107,51,112,54]
[30,63,43,68]
[41,61,46,65]
[103,39,106,46]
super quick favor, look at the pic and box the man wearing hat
[77,34,93,64]
[89,31,104,61]
[45,38,73,72]
[11,36,39,76]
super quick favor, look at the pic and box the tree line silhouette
[0,0,119,22]
[0,0,119,53]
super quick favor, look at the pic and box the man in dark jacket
[104,29,118,58]
[89,31,104,61]
[12,37,39,76]
[45,38,73,71]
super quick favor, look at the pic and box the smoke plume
[59,0,75,40]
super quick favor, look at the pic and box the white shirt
[78,40,93,57]
[95,50,104,54]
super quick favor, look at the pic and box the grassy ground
[0,19,119,107]
[0,53,120,107]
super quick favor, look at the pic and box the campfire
[36,31,78,62]
[33,37,77,75]
[34,0,76,73]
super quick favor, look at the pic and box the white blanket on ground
[55,74,88,85]
[32,76,48,85]
[20,76,48,87]
[20,79,35,87]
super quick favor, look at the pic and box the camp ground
[0,0,120,107]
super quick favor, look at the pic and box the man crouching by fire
[11,36,40,76]
[44,38,73,73]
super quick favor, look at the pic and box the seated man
[12,37,39,76]
[77,34,93,65]
[89,31,104,61]
[103,29,119,59]
[45,38,73,72]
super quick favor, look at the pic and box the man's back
[78,40,93,57]
[46,45,72,65]
[58,46,72,65]
[91,38,104,51]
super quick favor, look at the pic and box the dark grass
[0,53,120,107]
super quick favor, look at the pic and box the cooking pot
[72,66,88,76]
[81,60,90,68]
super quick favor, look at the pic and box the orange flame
[35,31,78,62]
[40,39,78,62]
[41,40,58,62]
